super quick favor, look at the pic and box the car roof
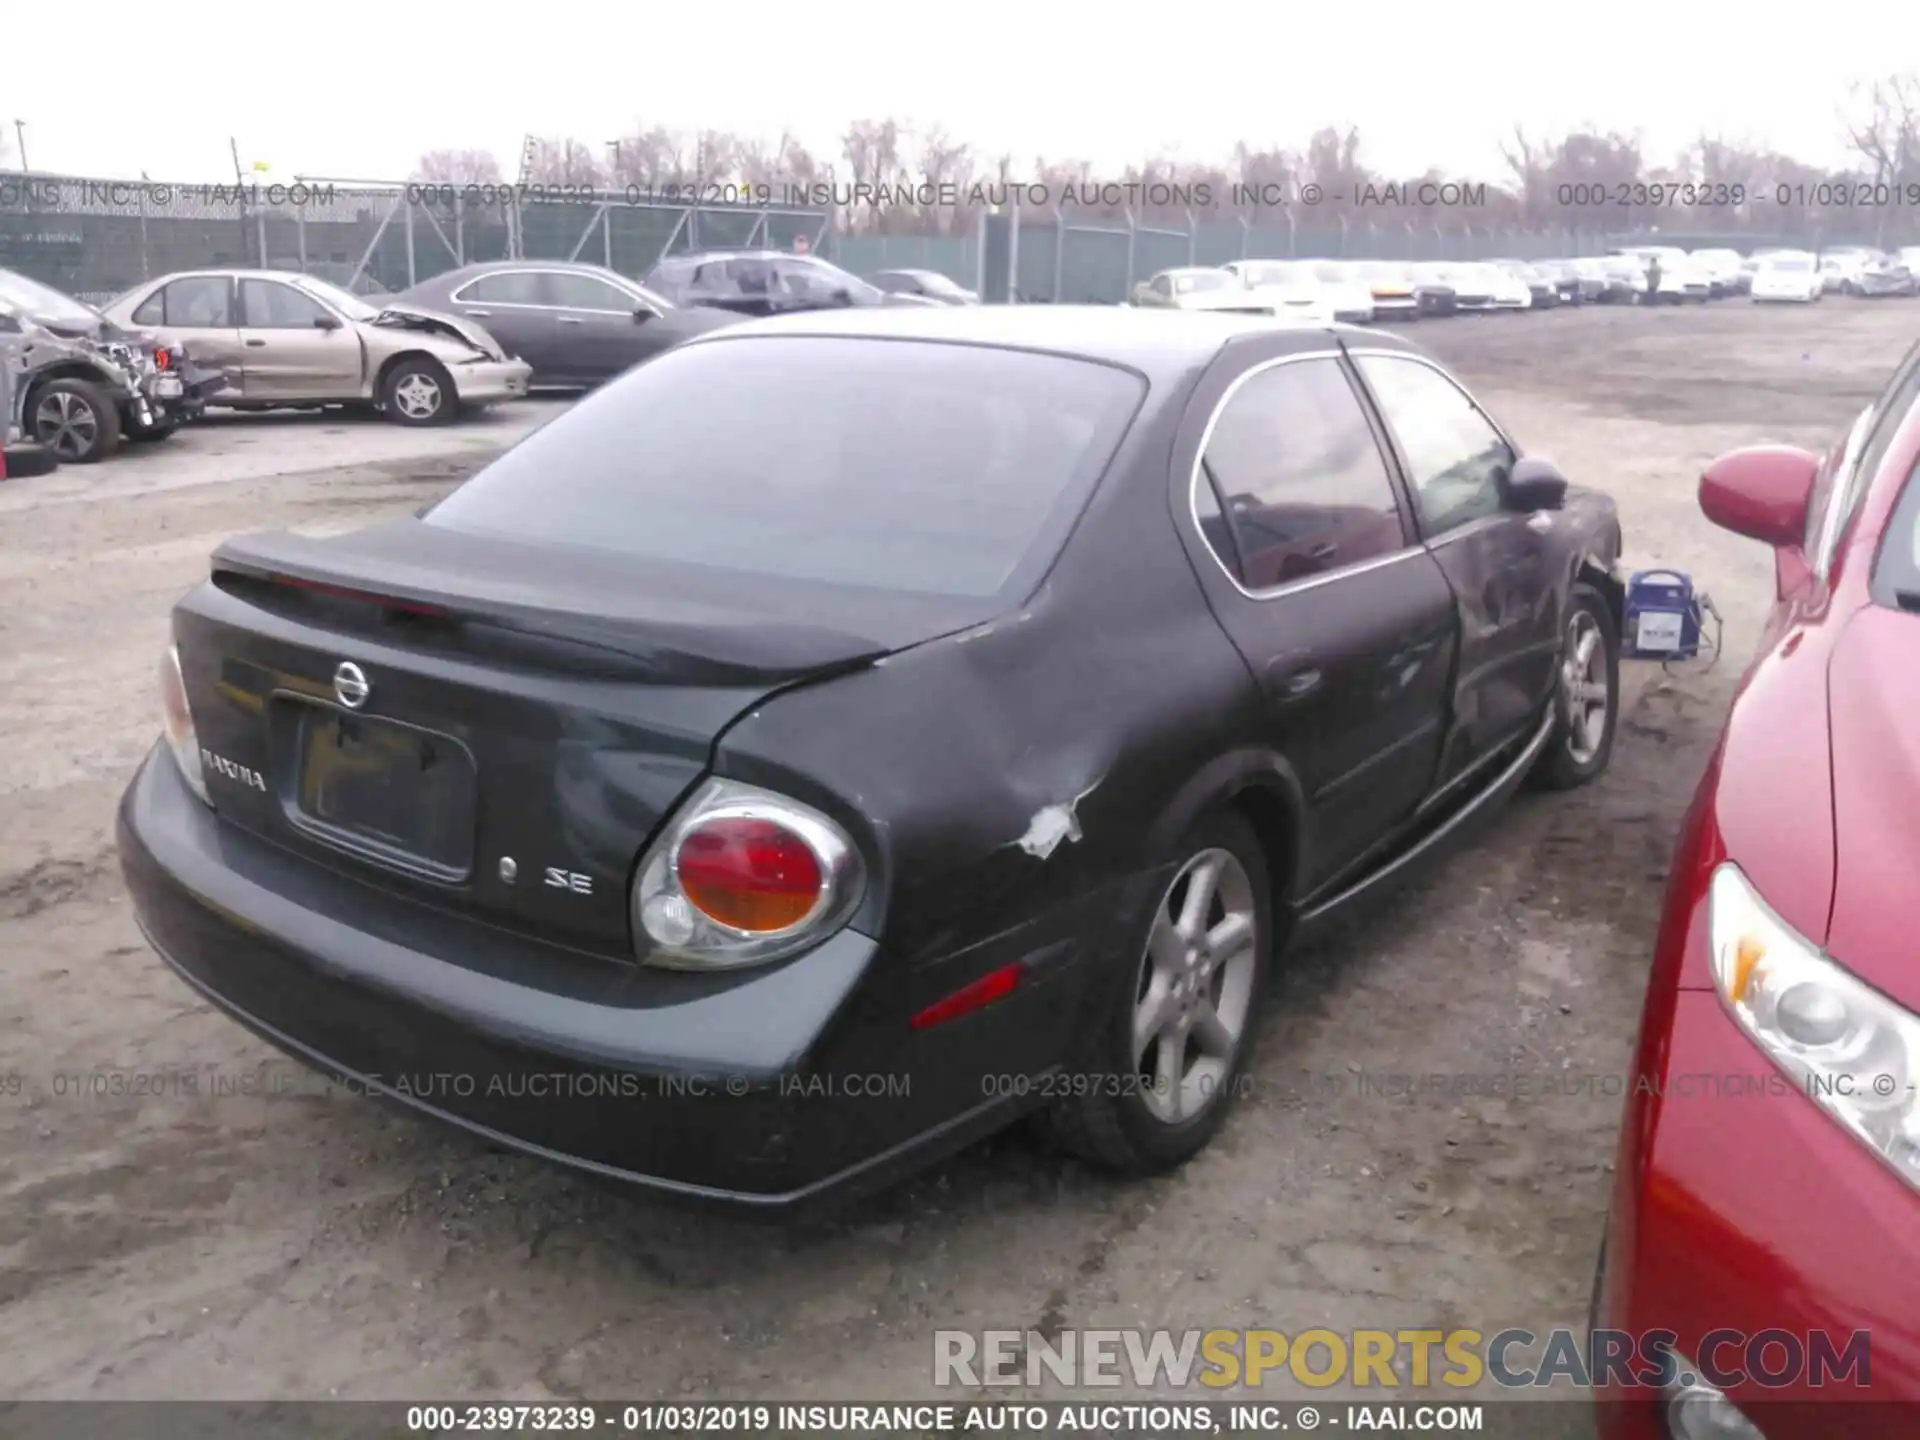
[429,259,626,277]
[654,250,810,266]
[676,304,1397,384]
[140,268,317,283]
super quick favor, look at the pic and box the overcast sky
[4,4,1892,185]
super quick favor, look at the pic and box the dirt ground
[2,300,1913,1415]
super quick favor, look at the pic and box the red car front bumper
[1597,930,1920,1436]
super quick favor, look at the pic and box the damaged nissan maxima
[118,306,1625,1211]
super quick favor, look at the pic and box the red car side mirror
[1699,446,1820,549]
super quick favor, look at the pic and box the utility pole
[11,120,27,172]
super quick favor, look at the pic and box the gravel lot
[2,302,1912,1416]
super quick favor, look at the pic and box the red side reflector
[270,573,448,617]
[911,962,1022,1030]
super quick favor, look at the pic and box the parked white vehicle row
[1123,241,1918,323]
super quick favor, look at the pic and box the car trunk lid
[173,519,968,958]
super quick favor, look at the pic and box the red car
[1595,340,1920,1437]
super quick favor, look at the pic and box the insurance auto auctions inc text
[778,180,1487,210]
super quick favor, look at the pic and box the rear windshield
[425,336,1145,599]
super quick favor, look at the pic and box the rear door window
[426,337,1146,599]
[1197,357,1407,589]
[453,272,546,305]
[146,276,233,327]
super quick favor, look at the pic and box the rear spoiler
[208,528,892,689]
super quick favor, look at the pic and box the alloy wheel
[34,391,100,460]
[1132,848,1259,1125]
[393,373,443,420]
[1561,610,1610,765]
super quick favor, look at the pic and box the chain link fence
[0,173,832,302]
[0,169,1879,305]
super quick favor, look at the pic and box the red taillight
[676,817,824,932]
[152,347,172,371]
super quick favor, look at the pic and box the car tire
[27,377,122,464]
[380,356,455,426]
[1044,809,1273,1176]
[1532,583,1620,791]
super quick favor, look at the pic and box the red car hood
[1824,604,1920,1006]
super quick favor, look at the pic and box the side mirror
[1501,455,1569,512]
[1699,445,1819,548]
[633,304,658,323]
[832,287,854,306]
[313,314,342,331]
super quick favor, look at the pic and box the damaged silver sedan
[2,268,222,464]
[102,270,531,426]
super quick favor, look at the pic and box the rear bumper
[117,747,1088,1212]
[450,359,533,405]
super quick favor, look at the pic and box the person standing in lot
[1643,253,1661,303]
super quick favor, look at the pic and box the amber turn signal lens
[675,817,824,932]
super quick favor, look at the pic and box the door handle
[557,317,585,326]
[1307,540,1338,562]
[244,338,267,347]
[464,308,492,317]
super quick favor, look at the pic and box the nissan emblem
[333,661,370,710]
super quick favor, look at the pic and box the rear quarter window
[425,336,1146,599]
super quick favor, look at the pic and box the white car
[1219,259,1337,324]
[1129,267,1272,313]
[1749,251,1824,303]
[1661,258,1712,303]
[1616,247,1705,304]
[1486,265,1533,309]
[1431,262,1504,312]
[1690,248,1744,296]
[1819,250,1874,295]
[1301,261,1378,322]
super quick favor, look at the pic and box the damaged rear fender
[1144,749,1309,909]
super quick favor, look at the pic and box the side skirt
[1289,706,1556,943]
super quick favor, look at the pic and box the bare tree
[412,149,504,185]
[1842,72,1920,240]
[915,127,974,233]
[1302,125,1372,224]
[608,126,688,189]
[436,101,1920,247]
[840,118,905,232]
[521,137,606,186]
